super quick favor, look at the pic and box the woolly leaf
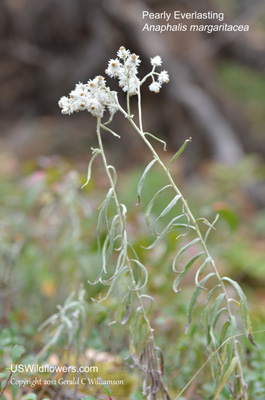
[222,277,256,345]
[144,215,187,250]
[173,250,204,274]
[137,158,157,203]
[121,292,133,325]
[107,165,117,186]
[210,293,225,326]
[212,307,227,330]
[204,214,219,243]
[195,256,212,287]
[145,185,172,229]
[214,357,238,400]
[97,188,114,249]
[128,259,148,291]
[145,132,167,150]
[174,224,196,233]
[186,273,216,332]
[167,137,192,170]
[93,266,129,302]
[173,238,201,264]
[81,148,101,188]
[156,194,182,222]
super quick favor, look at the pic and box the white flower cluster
[58,76,117,118]
[58,46,169,117]
[105,47,141,95]
[105,46,169,95]
[149,56,169,93]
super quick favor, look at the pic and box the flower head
[150,56,162,67]
[105,59,121,78]
[117,46,130,59]
[158,70,170,84]
[149,81,161,93]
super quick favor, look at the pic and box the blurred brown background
[1,0,265,173]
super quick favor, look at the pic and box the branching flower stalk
[59,46,254,399]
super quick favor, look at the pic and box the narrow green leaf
[81,148,101,188]
[210,294,226,326]
[173,251,204,274]
[185,273,216,332]
[145,185,172,229]
[174,224,196,236]
[173,238,201,266]
[82,396,98,400]
[139,294,154,317]
[97,188,114,249]
[212,307,227,330]
[128,259,148,291]
[110,292,129,325]
[121,292,132,325]
[214,357,238,400]
[226,316,237,364]
[144,215,186,250]
[167,137,192,170]
[101,124,120,138]
[144,132,167,150]
[195,256,212,287]
[102,235,110,274]
[105,215,119,270]
[137,159,157,203]
[101,383,112,396]
[156,194,182,221]
[222,277,254,344]
[205,285,221,309]
[95,266,129,302]
[130,308,142,357]
[120,203,127,237]
[220,320,231,343]
[11,345,25,364]
[107,165,117,186]
[204,214,219,243]
[173,252,204,293]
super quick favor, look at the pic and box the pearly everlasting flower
[105,58,121,78]
[150,56,162,67]
[120,75,140,95]
[125,53,141,68]
[117,46,130,60]
[58,96,72,114]
[149,81,161,93]
[158,70,170,84]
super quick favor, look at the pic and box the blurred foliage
[219,62,265,137]
[0,149,265,399]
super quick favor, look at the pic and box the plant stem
[0,370,13,399]
[116,102,248,399]
[96,118,171,400]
